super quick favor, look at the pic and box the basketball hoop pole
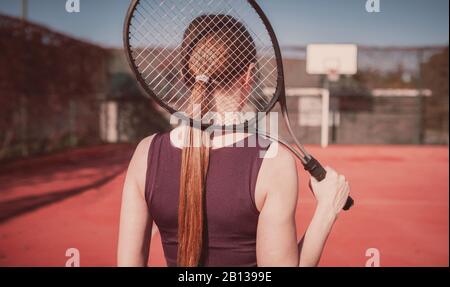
[306,44,358,148]
[321,77,331,148]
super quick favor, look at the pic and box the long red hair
[178,15,256,267]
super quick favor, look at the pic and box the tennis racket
[123,0,353,210]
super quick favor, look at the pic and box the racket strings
[186,26,276,111]
[184,27,250,122]
[128,0,278,126]
[153,27,264,115]
[130,1,262,82]
[186,37,276,123]
[131,0,237,77]
[150,15,252,94]
[133,10,241,103]
[132,6,270,111]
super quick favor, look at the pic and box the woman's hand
[297,167,350,267]
[309,166,350,217]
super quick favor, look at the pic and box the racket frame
[123,0,353,210]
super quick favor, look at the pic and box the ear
[243,62,256,87]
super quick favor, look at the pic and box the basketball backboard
[306,44,358,76]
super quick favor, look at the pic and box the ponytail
[178,14,257,267]
[177,80,211,267]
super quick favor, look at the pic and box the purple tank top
[145,132,271,267]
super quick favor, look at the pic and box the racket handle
[303,156,354,211]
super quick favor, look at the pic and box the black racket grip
[303,156,354,211]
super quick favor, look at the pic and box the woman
[117,15,350,267]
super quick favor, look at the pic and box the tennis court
[0,143,447,267]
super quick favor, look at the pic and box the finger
[338,174,346,184]
[338,186,350,210]
[339,186,350,205]
[337,179,346,191]
[325,166,337,177]
[343,184,350,197]
[341,181,350,195]
[345,182,351,196]
[337,182,350,197]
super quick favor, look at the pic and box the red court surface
[0,144,448,267]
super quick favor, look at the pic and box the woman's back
[146,132,271,267]
[118,11,350,268]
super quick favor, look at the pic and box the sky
[0,0,448,48]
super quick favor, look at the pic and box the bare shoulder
[259,143,298,184]
[133,135,157,161]
[255,143,298,210]
[264,143,297,171]
[127,134,157,193]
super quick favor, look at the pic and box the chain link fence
[1,14,448,161]
[0,14,170,161]
[279,46,449,145]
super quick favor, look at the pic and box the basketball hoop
[327,69,340,82]
[306,44,358,78]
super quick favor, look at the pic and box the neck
[170,127,250,150]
